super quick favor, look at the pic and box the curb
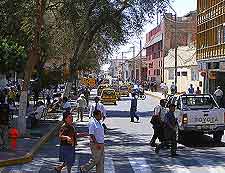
[145,92,164,100]
[0,121,63,167]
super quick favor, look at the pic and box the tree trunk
[18,0,45,135]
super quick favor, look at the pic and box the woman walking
[55,113,77,173]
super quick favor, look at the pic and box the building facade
[197,0,225,94]
[145,11,197,84]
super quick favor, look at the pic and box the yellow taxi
[119,85,129,97]
[100,88,117,105]
[111,84,121,100]
[97,84,108,96]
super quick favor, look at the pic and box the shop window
[181,71,188,76]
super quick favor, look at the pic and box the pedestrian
[188,84,194,94]
[89,96,107,130]
[214,86,223,107]
[62,97,71,113]
[80,109,105,173]
[76,94,87,122]
[130,92,139,122]
[89,96,106,120]
[155,104,178,157]
[150,99,167,147]
[161,83,168,98]
[83,87,90,107]
[195,87,201,95]
[170,82,177,95]
[0,93,9,151]
[55,113,77,173]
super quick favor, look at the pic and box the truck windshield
[181,96,218,110]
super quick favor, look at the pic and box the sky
[101,0,197,71]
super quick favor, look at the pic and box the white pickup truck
[166,94,225,142]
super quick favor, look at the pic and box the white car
[166,94,225,142]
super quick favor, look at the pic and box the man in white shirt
[214,86,224,107]
[80,109,105,173]
[76,94,87,121]
[89,96,106,120]
[27,101,45,128]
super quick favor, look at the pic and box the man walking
[150,99,166,147]
[214,86,223,107]
[155,104,178,157]
[76,94,87,121]
[0,93,9,151]
[80,110,105,173]
[188,84,194,94]
[130,92,139,122]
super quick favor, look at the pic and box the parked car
[166,94,225,142]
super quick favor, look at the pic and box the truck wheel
[213,131,224,143]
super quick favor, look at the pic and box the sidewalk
[145,91,165,99]
[0,117,63,167]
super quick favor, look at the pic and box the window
[157,69,160,75]
[177,72,180,76]
[217,28,221,44]
[181,71,188,76]
[191,68,199,81]
[168,69,174,80]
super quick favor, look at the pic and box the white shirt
[77,97,87,108]
[34,105,45,119]
[89,102,106,118]
[154,105,167,122]
[214,89,223,97]
[89,117,104,143]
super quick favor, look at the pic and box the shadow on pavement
[106,110,154,118]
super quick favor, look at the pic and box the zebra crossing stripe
[196,157,225,173]
[20,159,43,173]
[161,157,191,173]
[104,156,115,173]
[129,157,152,173]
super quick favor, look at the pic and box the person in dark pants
[130,92,139,122]
[0,93,9,151]
[150,99,166,147]
[155,104,178,157]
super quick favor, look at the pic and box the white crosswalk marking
[129,157,152,173]
[20,159,43,173]
[161,157,191,173]
[104,156,115,173]
[197,157,225,173]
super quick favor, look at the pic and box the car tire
[213,131,223,143]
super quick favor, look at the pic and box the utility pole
[139,40,142,83]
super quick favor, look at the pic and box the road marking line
[161,157,191,173]
[129,157,152,173]
[104,156,115,173]
[20,158,47,173]
[197,157,225,173]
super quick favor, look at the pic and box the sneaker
[136,116,139,122]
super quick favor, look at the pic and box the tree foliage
[0,39,27,74]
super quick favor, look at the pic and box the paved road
[1,90,225,173]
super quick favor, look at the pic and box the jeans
[130,111,139,121]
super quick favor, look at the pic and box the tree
[0,39,27,74]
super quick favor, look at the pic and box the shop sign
[220,61,225,72]
[208,71,216,80]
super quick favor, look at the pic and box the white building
[164,46,204,93]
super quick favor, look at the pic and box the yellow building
[197,0,225,93]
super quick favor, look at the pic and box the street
[1,90,225,173]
